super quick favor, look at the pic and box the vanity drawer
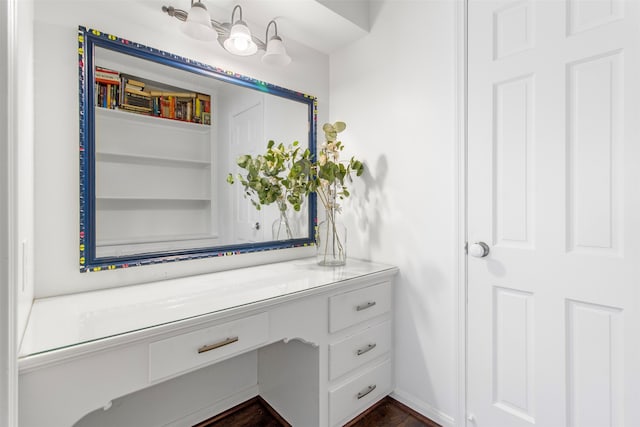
[329,282,391,333]
[329,359,392,426]
[329,320,391,380]
[148,312,268,382]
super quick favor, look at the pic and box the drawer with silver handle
[329,320,391,380]
[329,359,392,426]
[148,312,268,382]
[329,282,391,332]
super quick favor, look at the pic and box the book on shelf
[95,77,120,85]
[120,104,152,112]
[174,97,194,121]
[160,96,170,118]
[126,78,146,88]
[195,97,201,118]
[119,75,126,106]
[124,87,151,97]
[96,66,118,73]
[125,83,145,92]
[124,91,152,109]
[149,90,197,98]
[94,66,120,110]
[95,66,120,84]
[195,93,211,124]
[95,82,119,110]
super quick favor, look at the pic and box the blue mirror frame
[78,27,317,272]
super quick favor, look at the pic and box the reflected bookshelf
[94,66,211,125]
[92,66,215,253]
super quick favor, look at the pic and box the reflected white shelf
[96,106,210,132]
[97,232,218,247]
[96,151,211,168]
[96,196,211,202]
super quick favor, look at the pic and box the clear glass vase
[272,208,297,240]
[316,210,347,266]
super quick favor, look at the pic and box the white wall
[32,0,329,298]
[330,1,458,425]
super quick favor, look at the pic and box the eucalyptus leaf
[322,123,334,133]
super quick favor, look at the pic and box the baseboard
[391,389,456,427]
[163,384,259,427]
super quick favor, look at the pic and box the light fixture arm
[230,5,243,24]
[265,20,279,41]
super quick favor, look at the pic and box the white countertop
[19,258,397,360]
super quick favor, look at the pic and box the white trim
[454,0,469,426]
[391,389,456,427]
[1,0,19,426]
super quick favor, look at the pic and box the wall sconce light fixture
[162,2,292,66]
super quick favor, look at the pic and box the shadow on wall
[351,155,389,259]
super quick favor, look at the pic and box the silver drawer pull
[357,384,377,399]
[356,343,377,356]
[356,301,376,311]
[197,336,239,354]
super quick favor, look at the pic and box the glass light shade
[223,21,258,56]
[181,2,217,41]
[262,36,291,66]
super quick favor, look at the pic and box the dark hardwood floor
[194,396,441,427]
[193,396,291,427]
[345,397,441,427]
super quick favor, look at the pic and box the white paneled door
[467,0,640,426]
[231,102,264,243]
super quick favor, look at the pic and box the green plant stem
[275,200,294,240]
[318,182,344,263]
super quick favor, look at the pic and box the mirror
[79,27,317,272]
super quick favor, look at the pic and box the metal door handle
[197,336,238,354]
[357,384,377,399]
[253,222,260,230]
[356,343,377,356]
[468,242,490,258]
[356,301,376,311]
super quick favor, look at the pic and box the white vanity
[18,258,397,426]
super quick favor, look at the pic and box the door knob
[469,242,490,258]
[253,222,260,230]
